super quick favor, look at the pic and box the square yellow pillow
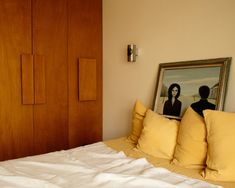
[172,107,207,169]
[137,109,179,159]
[202,110,235,181]
[127,100,147,144]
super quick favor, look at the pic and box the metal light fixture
[127,44,137,62]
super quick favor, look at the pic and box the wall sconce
[127,44,138,62]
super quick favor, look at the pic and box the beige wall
[103,0,235,140]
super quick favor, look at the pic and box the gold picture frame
[153,57,231,119]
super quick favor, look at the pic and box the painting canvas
[153,58,231,119]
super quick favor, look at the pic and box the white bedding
[0,142,221,188]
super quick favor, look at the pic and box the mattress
[0,138,228,188]
[104,137,235,188]
[0,137,233,187]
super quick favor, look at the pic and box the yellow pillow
[127,100,147,144]
[137,109,179,159]
[202,110,235,181]
[172,107,207,169]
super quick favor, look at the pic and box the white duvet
[0,142,221,188]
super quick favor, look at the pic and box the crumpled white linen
[0,142,221,188]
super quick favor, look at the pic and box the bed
[1,101,235,187]
[0,137,233,188]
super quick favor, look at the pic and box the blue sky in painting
[163,67,220,96]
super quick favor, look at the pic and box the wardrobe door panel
[68,0,102,147]
[0,0,33,160]
[33,0,68,154]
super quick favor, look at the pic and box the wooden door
[33,0,68,154]
[0,0,34,160]
[68,0,102,147]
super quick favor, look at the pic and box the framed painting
[153,57,231,119]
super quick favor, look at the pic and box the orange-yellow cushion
[137,109,179,159]
[127,100,147,144]
[172,107,207,169]
[202,110,235,181]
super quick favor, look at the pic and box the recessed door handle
[34,54,46,104]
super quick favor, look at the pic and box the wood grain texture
[79,58,97,101]
[68,0,102,148]
[0,0,34,161]
[34,54,46,104]
[21,54,34,104]
[33,0,68,154]
[0,0,102,160]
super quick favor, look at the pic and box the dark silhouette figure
[191,85,215,117]
[163,83,182,117]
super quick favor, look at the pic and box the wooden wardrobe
[0,0,102,161]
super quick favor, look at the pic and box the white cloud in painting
[178,77,219,85]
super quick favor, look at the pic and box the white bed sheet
[0,142,221,188]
